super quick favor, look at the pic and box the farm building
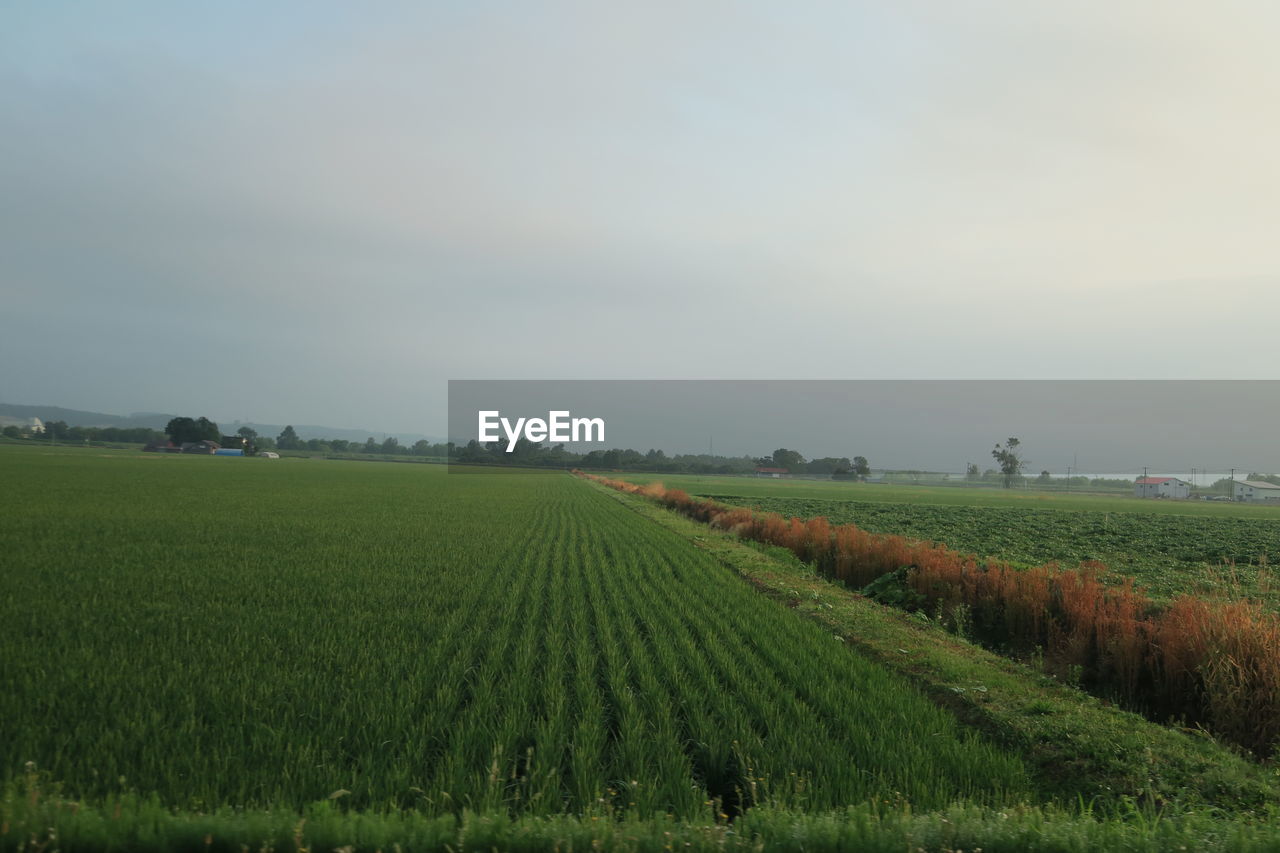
[1134,477,1191,499]
[180,440,220,454]
[755,467,790,478]
[1233,480,1280,503]
[213,448,244,456]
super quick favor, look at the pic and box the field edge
[579,475,1280,817]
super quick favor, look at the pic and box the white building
[1134,476,1191,499]
[28,417,44,434]
[1233,480,1280,503]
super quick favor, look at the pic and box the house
[755,467,790,478]
[180,440,220,454]
[142,439,180,453]
[1233,480,1280,503]
[1134,477,1191,499]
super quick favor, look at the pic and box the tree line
[236,423,451,457]
[450,439,874,476]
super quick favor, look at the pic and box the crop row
[0,451,1027,817]
[583,473,1280,757]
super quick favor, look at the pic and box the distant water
[1039,471,1237,486]
[920,471,1242,486]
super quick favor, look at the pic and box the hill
[0,402,439,445]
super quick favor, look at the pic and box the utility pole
[1230,468,1236,501]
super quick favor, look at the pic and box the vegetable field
[0,447,1028,821]
[703,495,1280,604]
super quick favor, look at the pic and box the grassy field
[615,473,1280,604]
[8,445,1280,850]
[1,447,1025,816]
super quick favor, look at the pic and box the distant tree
[772,448,805,471]
[806,456,850,475]
[381,436,400,454]
[277,425,302,450]
[1036,470,1052,484]
[991,438,1024,488]
[329,439,350,452]
[1248,473,1280,486]
[852,456,871,480]
[2,426,20,439]
[966,462,981,481]
[237,426,258,441]
[193,417,220,441]
[167,416,221,444]
[364,437,379,454]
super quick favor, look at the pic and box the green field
[8,446,1280,850]
[615,472,1280,518]
[1,448,1024,814]
[616,473,1280,605]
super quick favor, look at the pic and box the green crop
[697,495,1280,605]
[0,447,1028,819]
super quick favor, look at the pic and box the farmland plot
[704,495,1280,604]
[0,449,1028,819]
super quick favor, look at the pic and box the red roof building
[1134,476,1190,499]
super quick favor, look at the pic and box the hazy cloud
[3,2,1279,433]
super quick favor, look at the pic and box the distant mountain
[0,403,442,445]
[0,403,170,429]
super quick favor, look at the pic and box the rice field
[0,446,1029,821]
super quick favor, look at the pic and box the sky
[4,2,1280,438]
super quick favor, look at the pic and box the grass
[584,477,1280,815]
[10,444,1280,850]
[1,444,1026,820]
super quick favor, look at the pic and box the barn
[1233,480,1280,503]
[1134,476,1191,499]
[180,440,220,454]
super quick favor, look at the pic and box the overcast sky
[4,3,1280,436]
